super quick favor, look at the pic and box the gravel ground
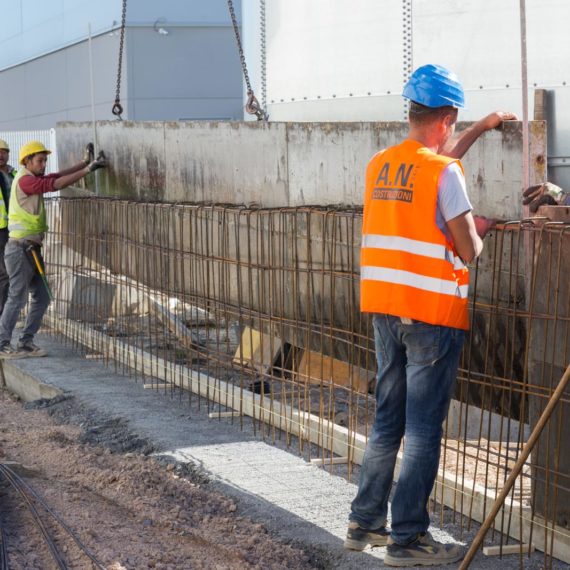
[1,331,569,570]
[0,390,329,570]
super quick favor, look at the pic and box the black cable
[0,465,105,570]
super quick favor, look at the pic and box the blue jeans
[349,313,465,545]
[0,240,50,346]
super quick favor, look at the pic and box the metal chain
[227,0,268,121]
[402,0,413,120]
[260,0,267,111]
[112,0,128,119]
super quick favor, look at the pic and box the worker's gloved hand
[473,215,496,239]
[87,151,107,172]
[523,182,564,213]
[83,143,94,165]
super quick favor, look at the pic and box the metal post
[520,0,530,194]
[87,22,99,195]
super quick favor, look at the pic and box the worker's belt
[9,238,42,249]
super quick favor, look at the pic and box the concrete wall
[57,120,547,219]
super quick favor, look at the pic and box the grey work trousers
[0,240,50,346]
[0,229,9,315]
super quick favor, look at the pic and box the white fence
[0,128,58,173]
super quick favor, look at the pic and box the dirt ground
[0,390,328,570]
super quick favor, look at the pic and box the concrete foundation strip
[45,314,570,564]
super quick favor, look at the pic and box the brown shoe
[17,342,48,357]
[0,343,27,359]
[384,532,464,567]
[343,521,390,550]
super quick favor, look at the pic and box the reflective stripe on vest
[360,139,470,330]
[8,169,48,239]
[0,197,7,230]
[0,170,12,229]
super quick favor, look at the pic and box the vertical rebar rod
[460,364,570,569]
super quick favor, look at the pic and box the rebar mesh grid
[42,198,570,565]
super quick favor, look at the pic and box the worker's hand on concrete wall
[441,111,518,159]
[473,215,496,239]
[523,182,565,213]
[479,111,519,131]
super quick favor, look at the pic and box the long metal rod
[0,465,67,569]
[460,364,570,569]
[0,463,105,570]
[0,527,8,570]
[87,22,99,195]
[520,0,530,193]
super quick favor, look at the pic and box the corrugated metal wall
[0,129,58,173]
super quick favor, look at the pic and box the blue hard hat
[403,64,465,108]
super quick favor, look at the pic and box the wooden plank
[534,89,548,121]
[537,205,570,223]
[297,350,373,394]
[208,411,241,419]
[45,313,570,564]
[483,543,535,556]
[310,456,349,466]
[148,295,199,350]
[233,326,281,373]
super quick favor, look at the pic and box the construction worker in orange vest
[344,64,517,566]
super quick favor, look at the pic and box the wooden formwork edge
[45,314,570,564]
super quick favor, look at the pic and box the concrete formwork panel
[162,121,288,205]
[57,120,546,219]
[286,122,390,205]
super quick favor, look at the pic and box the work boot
[17,342,47,358]
[384,532,464,567]
[343,521,390,550]
[0,343,27,359]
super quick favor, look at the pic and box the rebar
[0,464,105,570]
[42,197,570,565]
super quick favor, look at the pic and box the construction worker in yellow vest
[344,65,517,566]
[0,139,17,316]
[0,141,106,359]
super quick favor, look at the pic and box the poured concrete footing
[1,359,63,402]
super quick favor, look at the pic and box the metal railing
[0,129,58,173]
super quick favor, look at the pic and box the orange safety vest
[360,139,469,330]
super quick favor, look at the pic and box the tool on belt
[26,244,53,301]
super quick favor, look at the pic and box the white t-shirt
[436,162,472,238]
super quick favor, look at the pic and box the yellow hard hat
[19,141,51,165]
[0,139,9,151]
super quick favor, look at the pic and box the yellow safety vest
[8,169,48,239]
[0,168,14,230]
